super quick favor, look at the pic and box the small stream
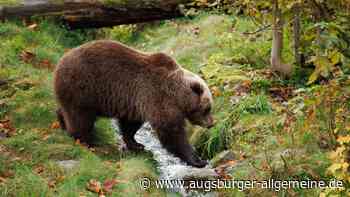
[111,120,218,197]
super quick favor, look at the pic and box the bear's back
[56,40,179,75]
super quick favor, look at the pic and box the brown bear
[53,40,214,167]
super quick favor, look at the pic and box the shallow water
[112,120,217,197]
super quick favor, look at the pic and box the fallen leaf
[337,135,350,144]
[269,86,294,101]
[210,86,221,97]
[0,119,16,136]
[232,80,251,96]
[50,121,60,129]
[48,180,56,188]
[239,151,246,160]
[57,176,65,182]
[1,170,14,178]
[214,167,232,179]
[0,177,6,183]
[19,50,35,63]
[261,160,270,171]
[75,139,81,145]
[226,160,237,165]
[103,179,118,193]
[42,134,50,141]
[38,59,55,70]
[34,165,45,174]
[86,179,102,193]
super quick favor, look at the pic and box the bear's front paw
[186,154,208,168]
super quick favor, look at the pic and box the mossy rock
[210,150,236,167]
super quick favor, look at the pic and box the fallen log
[0,0,189,29]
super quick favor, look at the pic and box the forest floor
[0,13,343,196]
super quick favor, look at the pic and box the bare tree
[293,3,302,67]
[270,0,292,77]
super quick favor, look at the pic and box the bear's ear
[149,52,178,71]
[190,82,203,95]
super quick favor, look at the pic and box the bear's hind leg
[119,119,144,151]
[56,108,66,130]
[64,108,96,145]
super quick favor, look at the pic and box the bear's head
[183,69,214,129]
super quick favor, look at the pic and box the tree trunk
[270,0,292,77]
[308,0,322,57]
[292,4,302,67]
[0,0,188,29]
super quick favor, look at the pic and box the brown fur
[54,40,214,167]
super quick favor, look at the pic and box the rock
[263,148,306,175]
[56,160,79,171]
[180,168,220,197]
[182,168,219,181]
[210,150,236,168]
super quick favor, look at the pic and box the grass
[0,12,344,196]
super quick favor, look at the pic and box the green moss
[101,0,128,6]
[0,0,21,6]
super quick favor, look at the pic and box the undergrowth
[0,12,348,196]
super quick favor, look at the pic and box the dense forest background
[0,0,349,196]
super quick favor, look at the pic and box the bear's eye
[191,82,203,95]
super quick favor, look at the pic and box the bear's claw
[187,158,208,168]
[126,142,145,152]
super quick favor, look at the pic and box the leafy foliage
[303,79,350,196]
[192,0,350,83]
